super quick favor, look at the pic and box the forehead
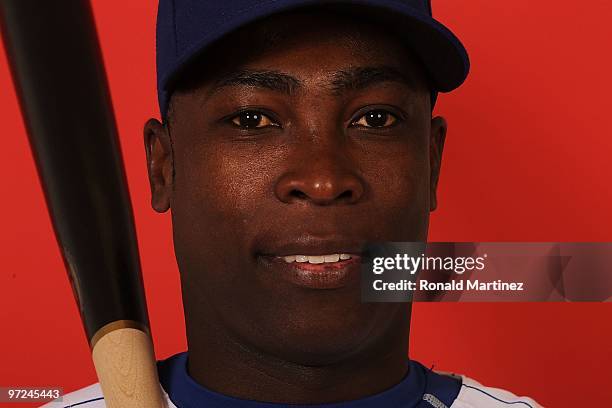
[172,9,428,95]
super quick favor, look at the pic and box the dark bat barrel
[0,0,149,345]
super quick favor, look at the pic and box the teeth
[324,254,340,263]
[308,255,325,264]
[283,254,352,264]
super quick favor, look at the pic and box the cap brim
[161,0,469,113]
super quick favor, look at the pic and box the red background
[1,1,611,407]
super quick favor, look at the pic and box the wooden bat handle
[92,327,167,408]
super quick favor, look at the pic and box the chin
[248,307,389,366]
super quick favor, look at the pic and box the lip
[255,236,366,289]
[257,236,366,258]
[260,255,362,289]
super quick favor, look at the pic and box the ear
[143,118,173,212]
[429,116,447,212]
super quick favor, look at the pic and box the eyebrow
[211,69,301,95]
[208,66,417,96]
[330,66,418,94]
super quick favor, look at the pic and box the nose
[274,152,365,206]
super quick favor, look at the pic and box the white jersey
[40,375,541,408]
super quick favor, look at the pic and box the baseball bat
[0,1,166,406]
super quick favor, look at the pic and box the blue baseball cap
[156,0,470,118]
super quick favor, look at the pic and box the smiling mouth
[255,235,366,289]
[260,253,362,289]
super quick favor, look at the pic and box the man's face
[145,12,446,364]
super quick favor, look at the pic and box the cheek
[360,141,431,238]
[170,139,287,271]
[168,142,274,314]
[174,141,273,220]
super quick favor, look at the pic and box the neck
[185,305,411,404]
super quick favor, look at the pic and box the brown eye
[352,110,398,128]
[231,111,278,129]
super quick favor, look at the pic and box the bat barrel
[0,0,148,345]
